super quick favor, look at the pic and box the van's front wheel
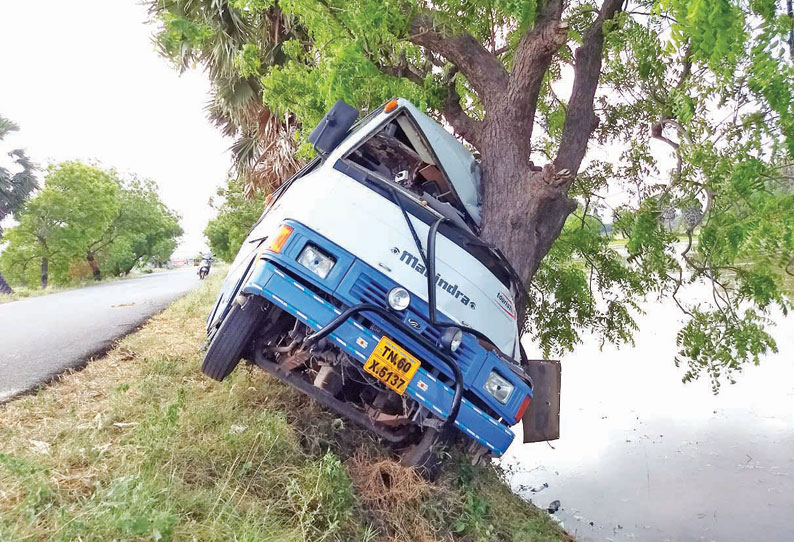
[201,296,265,381]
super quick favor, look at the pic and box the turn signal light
[384,99,399,113]
[268,224,294,253]
[515,395,531,420]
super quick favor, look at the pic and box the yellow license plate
[363,337,421,395]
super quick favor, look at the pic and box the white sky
[0,0,232,258]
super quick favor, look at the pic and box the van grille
[347,272,478,375]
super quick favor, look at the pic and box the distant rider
[198,254,213,277]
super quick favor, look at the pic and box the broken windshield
[343,110,475,230]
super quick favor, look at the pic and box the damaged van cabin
[202,98,560,470]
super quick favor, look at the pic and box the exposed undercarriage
[243,297,490,472]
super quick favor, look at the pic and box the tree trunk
[41,257,48,289]
[0,272,13,295]
[414,0,622,299]
[86,251,102,281]
[474,0,621,300]
[478,109,577,288]
[480,160,576,287]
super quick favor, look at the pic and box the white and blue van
[202,98,559,470]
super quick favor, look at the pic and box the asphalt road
[0,267,203,401]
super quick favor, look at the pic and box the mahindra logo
[398,250,476,309]
[407,317,422,330]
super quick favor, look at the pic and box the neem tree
[148,0,794,389]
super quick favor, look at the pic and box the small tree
[1,161,119,288]
[95,177,183,277]
[0,116,37,294]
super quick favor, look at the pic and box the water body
[505,295,794,541]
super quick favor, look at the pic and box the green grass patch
[0,273,568,541]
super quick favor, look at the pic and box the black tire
[201,296,265,381]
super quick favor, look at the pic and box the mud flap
[521,359,561,443]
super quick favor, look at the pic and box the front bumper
[242,260,517,455]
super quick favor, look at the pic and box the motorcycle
[198,258,211,280]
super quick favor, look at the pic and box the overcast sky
[0,0,231,258]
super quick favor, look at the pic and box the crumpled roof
[398,99,482,226]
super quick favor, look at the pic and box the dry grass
[347,450,438,542]
[0,273,567,542]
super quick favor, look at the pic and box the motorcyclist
[197,253,213,278]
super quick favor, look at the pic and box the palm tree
[0,116,38,294]
[147,0,302,196]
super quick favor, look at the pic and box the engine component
[314,365,343,395]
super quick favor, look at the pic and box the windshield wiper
[387,187,509,355]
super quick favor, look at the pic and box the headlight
[440,327,463,353]
[297,244,335,279]
[387,287,411,311]
[484,371,514,404]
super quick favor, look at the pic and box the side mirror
[308,100,359,155]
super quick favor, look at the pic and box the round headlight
[387,287,411,311]
[441,326,463,353]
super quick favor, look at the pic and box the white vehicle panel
[251,165,517,353]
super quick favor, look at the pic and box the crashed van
[202,98,560,469]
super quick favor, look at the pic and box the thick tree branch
[554,0,625,175]
[440,69,483,148]
[408,12,508,105]
[374,57,427,87]
[508,0,568,136]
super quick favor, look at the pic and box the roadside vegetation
[204,176,266,262]
[0,273,567,542]
[0,159,182,292]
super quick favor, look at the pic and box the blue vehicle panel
[243,261,516,454]
[241,219,533,455]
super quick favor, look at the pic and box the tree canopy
[0,161,182,288]
[204,176,267,262]
[148,0,794,389]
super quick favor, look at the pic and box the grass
[0,273,569,542]
[0,267,172,305]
